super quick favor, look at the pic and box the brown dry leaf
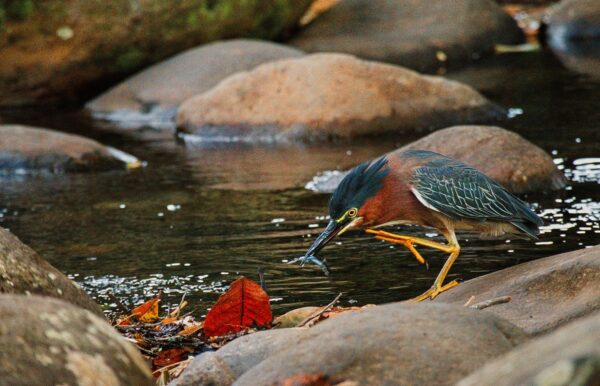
[179,323,202,336]
[161,316,178,325]
[274,307,321,328]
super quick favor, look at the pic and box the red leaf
[152,348,190,368]
[203,276,272,337]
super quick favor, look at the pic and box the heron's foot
[408,279,460,302]
[365,230,427,265]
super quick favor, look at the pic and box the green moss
[115,48,144,72]
[3,0,34,21]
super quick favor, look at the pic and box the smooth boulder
[233,303,527,386]
[290,0,523,72]
[0,0,312,107]
[0,294,152,386]
[306,125,565,194]
[0,226,103,316]
[458,311,600,386]
[87,40,304,127]
[0,125,141,173]
[173,329,306,386]
[435,245,600,335]
[176,54,503,142]
[547,0,600,43]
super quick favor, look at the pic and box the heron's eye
[347,208,358,218]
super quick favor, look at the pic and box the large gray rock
[173,329,306,386]
[290,0,524,72]
[547,0,600,42]
[0,294,153,386]
[87,40,304,128]
[233,303,527,386]
[0,125,140,173]
[0,226,103,316]
[306,125,565,194]
[547,0,600,79]
[458,311,600,386]
[0,0,312,107]
[435,245,600,335]
[176,54,503,142]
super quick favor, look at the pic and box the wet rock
[171,352,235,386]
[0,124,141,173]
[0,294,152,386]
[0,226,103,316]
[87,40,304,128]
[307,125,565,194]
[233,303,527,386]
[549,40,600,79]
[173,328,306,386]
[0,0,312,107]
[458,311,600,386]
[176,54,503,142]
[290,0,524,72]
[547,0,600,43]
[435,245,600,335]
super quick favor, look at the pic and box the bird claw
[289,255,331,276]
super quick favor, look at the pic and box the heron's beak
[304,217,363,257]
[304,220,343,257]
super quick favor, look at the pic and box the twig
[463,295,476,307]
[470,296,512,310]
[258,267,267,292]
[106,289,130,315]
[298,292,343,328]
[169,293,187,318]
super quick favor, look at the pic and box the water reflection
[0,51,599,316]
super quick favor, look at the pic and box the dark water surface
[1,49,599,316]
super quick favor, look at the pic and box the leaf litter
[110,275,371,384]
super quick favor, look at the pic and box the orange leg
[365,228,461,301]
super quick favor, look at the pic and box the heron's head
[303,157,390,257]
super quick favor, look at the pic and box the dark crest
[329,157,390,219]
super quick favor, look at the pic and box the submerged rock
[290,0,523,72]
[435,245,600,335]
[0,0,312,107]
[176,54,503,142]
[0,124,141,173]
[0,226,103,316]
[458,311,600,386]
[233,303,526,386]
[0,294,153,386]
[87,40,304,128]
[306,125,564,194]
[173,329,306,386]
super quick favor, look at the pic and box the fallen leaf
[179,323,202,336]
[203,276,272,337]
[274,307,321,328]
[161,316,178,325]
[132,296,160,323]
[153,347,191,368]
[272,373,345,386]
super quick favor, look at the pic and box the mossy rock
[0,0,312,107]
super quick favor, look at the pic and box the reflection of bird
[298,150,543,301]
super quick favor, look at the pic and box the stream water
[0,48,599,317]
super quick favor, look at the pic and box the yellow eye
[347,208,358,218]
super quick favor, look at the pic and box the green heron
[297,149,543,301]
